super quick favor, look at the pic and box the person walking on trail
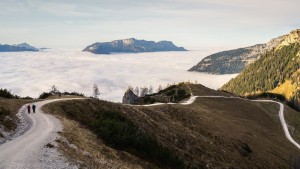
[32,104,36,113]
[27,105,31,114]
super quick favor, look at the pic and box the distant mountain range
[83,38,187,54]
[0,43,39,52]
[221,29,300,109]
[189,35,284,74]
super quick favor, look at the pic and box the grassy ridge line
[43,99,186,169]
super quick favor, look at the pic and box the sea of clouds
[0,49,237,102]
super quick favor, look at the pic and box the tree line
[128,80,199,97]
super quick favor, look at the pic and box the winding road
[0,93,299,168]
[142,93,300,150]
[253,100,300,149]
[0,98,81,169]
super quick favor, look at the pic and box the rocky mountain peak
[122,38,136,45]
[290,29,300,36]
[158,40,173,44]
[275,29,300,50]
[0,43,39,52]
[16,42,30,46]
[14,43,38,51]
[265,35,285,50]
[189,29,299,74]
[83,38,187,54]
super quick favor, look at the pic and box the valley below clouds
[0,49,237,102]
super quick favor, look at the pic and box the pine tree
[149,85,153,94]
[134,87,139,96]
[93,84,100,99]
[140,87,149,97]
[157,84,163,92]
[50,85,60,95]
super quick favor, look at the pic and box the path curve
[138,93,300,150]
[0,93,299,169]
[253,100,300,149]
[0,98,83,169]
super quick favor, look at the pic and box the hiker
[27,105,31,114]
[32,104,36,113]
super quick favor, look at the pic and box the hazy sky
[1,0,299,50]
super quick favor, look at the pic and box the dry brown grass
[189,84,234,97]
[42,84,300,168]
[0,97,32,134]
[45,95,85,100]
[54,116,156,169]
[43,100,159,169]
[270,80,296,100]
[0,97,33,114]
[127,97,300,169]
[283,103,300,144]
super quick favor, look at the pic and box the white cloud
[0,50,237,102]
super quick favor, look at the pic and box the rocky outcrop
[275,29,300,50]
[122,89,139,104]
[83,38,187,54]
[189,34,285,74]
[0,43,39,52]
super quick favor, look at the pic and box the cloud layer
[0,50,236,102]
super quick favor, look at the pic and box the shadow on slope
[44,84,300,168]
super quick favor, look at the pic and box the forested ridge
[189,47,255,74]
[221,43,300,96]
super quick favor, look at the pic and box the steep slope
[44,84,300,168]
[221,29,300,108]
[0,43,39,52]
[189,34,284,74]
[83,38,187,54]
[43,99,184,169]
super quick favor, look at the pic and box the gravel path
[0,99,80,169]
[139,89,300,150]
[0,93,299,169]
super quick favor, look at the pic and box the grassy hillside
[151,83,191,103]
[44,84,300,168]
[43,99,184,169]
[133,97,300,168]
[134,83,192,104]
[138,83,229,105]
[270,80,296,100]
[0,98,32,138]
[189,84,234,96]
[221,42,300,108]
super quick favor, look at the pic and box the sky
[0,0,300,50]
